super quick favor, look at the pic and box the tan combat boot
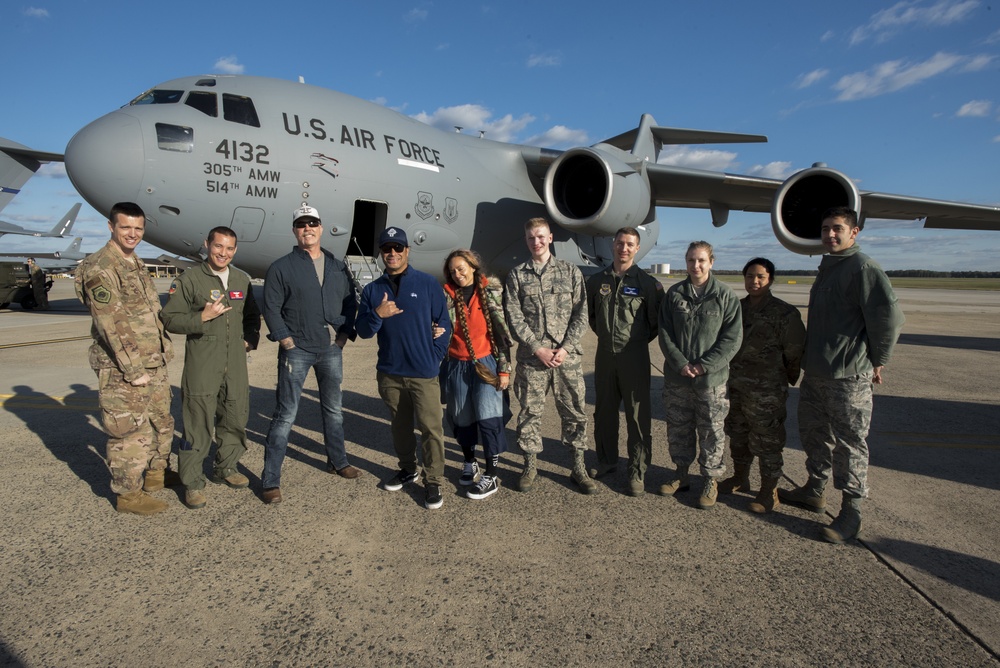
[778,477,827,513]
[116,491,169,515]
[659,467,691,495]
[718,461,752,495]
[518,453,537,492]
[749,476,780,514]
[570,450,597,495]
[697,477,718,509]
[143,468,182,493]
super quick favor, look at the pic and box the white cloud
[527,53,561,68]
[405,8,428,22]
[412,104,535,142]
[820,30,836,43]
[794,69,829,89]
[23,7,49,18]
[849,0,979,45]
[36,163,66,178]
[955,99,992,116]
[985,28,1000,44]
[746,162,794,179]
[993,134,1000,142]
[656,146,739,172]
[960,54,994,71]
[523,125,589,148]
[833,51,965,101]
[214,56,244,74]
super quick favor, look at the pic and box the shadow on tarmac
[898,332,1000,352]
[2,384,111,502]
[865,536,1000,602]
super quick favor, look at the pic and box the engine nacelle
[544,147,651,236]
[771,166,860,254]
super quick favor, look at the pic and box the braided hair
[444,249,495,360]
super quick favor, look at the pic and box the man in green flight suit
[161,226,261,509]
[586,226,662,496]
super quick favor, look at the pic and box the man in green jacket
[780,207,904,543]
[586,227,661,496]
[161,226,261,509]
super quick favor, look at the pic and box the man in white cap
[260,205,360,504]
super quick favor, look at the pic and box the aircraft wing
[0,137,66,216]
[644,164,1000,230]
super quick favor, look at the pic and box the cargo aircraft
[28,75,1000,277]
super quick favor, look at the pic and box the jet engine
[771,165,861,254]
[543,147,652,236]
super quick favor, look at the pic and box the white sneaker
[459,460,481,486]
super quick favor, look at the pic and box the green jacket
[586,264,661,355]
[160,262,261,396]
[658,274,742,388]
[804,244,904,378]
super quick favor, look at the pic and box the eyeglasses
[293,220,321,229]
[380,243,406,254]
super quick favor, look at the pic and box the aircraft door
[230,207,265,242]
[350,200,388,257]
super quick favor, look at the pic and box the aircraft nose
[65,112,144,215]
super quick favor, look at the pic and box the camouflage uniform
[586,264,662,480]
[798,244,904,497]
[504,256,588,454]
[160,262,261,491]
[76,241,174,495]
[29,262,48,309]
[725,293,805,479]
[658,274,742,478]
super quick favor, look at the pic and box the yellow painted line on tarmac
[882,432,1000,450]
[0,335,92,349]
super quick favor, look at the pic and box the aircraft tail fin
[600,118,767,162]
[54,235,85,260]
[48,203,81,237]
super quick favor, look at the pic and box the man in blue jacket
[356,227,451,510]
[260,206,360,504]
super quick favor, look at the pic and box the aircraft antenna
[454,126,463,133]
[478,130,486,138]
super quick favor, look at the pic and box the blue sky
[2,0,998,271]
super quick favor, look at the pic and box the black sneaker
[459,460,481,486]
[383,469,418,491]
[467,474,500,500]
[424,484,443,510]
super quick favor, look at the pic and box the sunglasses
[293,220,321,229]
[380,243,406,254]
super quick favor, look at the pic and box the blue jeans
[262,344,347,488]
[443,356,507,461]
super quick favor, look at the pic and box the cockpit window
[156,123,194,153]
[130,89,183,106]
[223,94,260,128]
[185,91,218,117]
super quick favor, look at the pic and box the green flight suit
[586,264,661,480]
[161,262,261,490]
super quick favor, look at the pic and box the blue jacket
[263,246,357,353]
[356,266,451,378]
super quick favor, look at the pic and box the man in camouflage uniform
[779,207,904,543]
[161,226,261,510]
[27,258,49,310]
[721,258,805,513]
[504,217,595,494]
[586,227,661,496]
[75,202,175,515]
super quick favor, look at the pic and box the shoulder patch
[90,285,112,304]
[168,281,178,294]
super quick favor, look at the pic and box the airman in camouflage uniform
[75,202,175,515]
[160,226,261,510]
[780,207,904,544]
[721,258,805,514]
[504,217,595,494]
[658,241,742,509]
[586,227,662,496]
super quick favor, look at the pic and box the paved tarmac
[0,277,997,667]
